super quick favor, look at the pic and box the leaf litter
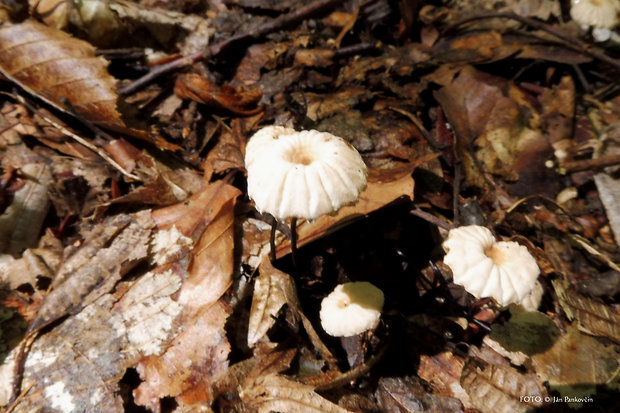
[0,0,620,412]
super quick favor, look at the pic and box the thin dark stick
[561,154,620,172]
[290,217,298,270]
[410,208,454,230]
[118,0,341,96]
[9,331,37,406]
[269,220,277,263]
[439,12,620,72]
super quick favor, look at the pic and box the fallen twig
[439,12,620,72]
[118,0,342,96]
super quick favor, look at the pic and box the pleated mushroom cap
[319,282,384,337]
[245,126,368,221]
[442,225,540,307]
[570,0,620,29]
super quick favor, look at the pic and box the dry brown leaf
[0,230,62,291]
[0,163,52,255]
[211,348,298,411]
[461,358,547,413]
[553,279,620,343]
[133,182,240,409]
[203,116,262,176]
[594,122,620,244]
[376,376,464,413]
[134,300,231,410]
[241,374,352,413]
[28,210,154,334]
[0,19,124,131]
[277,170,414,258]
[532,323,619,403]
[249,259,336,366]
[247,259,301,347]
[1,267,185,410]
[175,73,263,116]
[417,351,469,405]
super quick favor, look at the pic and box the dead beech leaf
[175,73,263,116]
[0,19,124,131]
[211,348,298,411]
[1,267,184,411]
[0,163,52,255]
[417,351,470,406]
[553,279,620,343]
[151,180,240,237]
[134,300,231,410]
[532,324,619,403]
[277,170,414,258]
[28,210,154,334]
[241,374,352,413]
[376,376,464,413]
[248,258,302,347]
[133,183,240,409]
[461,358,547,413]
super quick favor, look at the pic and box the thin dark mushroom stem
[269,216,278,263]
[290,217,299,270]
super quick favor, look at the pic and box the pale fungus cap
[519,281,544,312]
[319,281,384,337]
[245,126,368,221]
[570,0,620,30]
[442,225,540,307]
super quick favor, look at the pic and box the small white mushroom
[570,0,620,41]
[320,281,384,337]
[245,126,368,221]
[442,225,540,307]
[519,280,544,312]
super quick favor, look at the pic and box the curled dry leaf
[0,19,124,131]
[211,348,298,411]
[175,73,263,116]
[0,163,52,255]
[417,351,470,406]
[461,358,547,413]
[277,169,414,258]
[248,258,301,347]
[133,182,240,409]
[248,258,335,367]
[553,279,620,343]
[241,374,352,413]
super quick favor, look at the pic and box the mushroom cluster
[442,225,542,310]
[320,281,384,337]
[570,0,620,42]
[245,126,368,263]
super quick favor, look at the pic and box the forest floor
[0,0,619,412]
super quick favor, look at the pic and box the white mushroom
[245,126,368,221]
[442,225,540,307]
[570,0,620,42]
[320,281,384,337]
[519,280,544,312]
[245,126,368,263]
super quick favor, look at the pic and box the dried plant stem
[118,0,341,96]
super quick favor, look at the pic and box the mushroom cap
[245,126,368,221]
[319,281,384,337]
[519,281,543,312]
[570,0,620,29]
[442,225,540,307]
